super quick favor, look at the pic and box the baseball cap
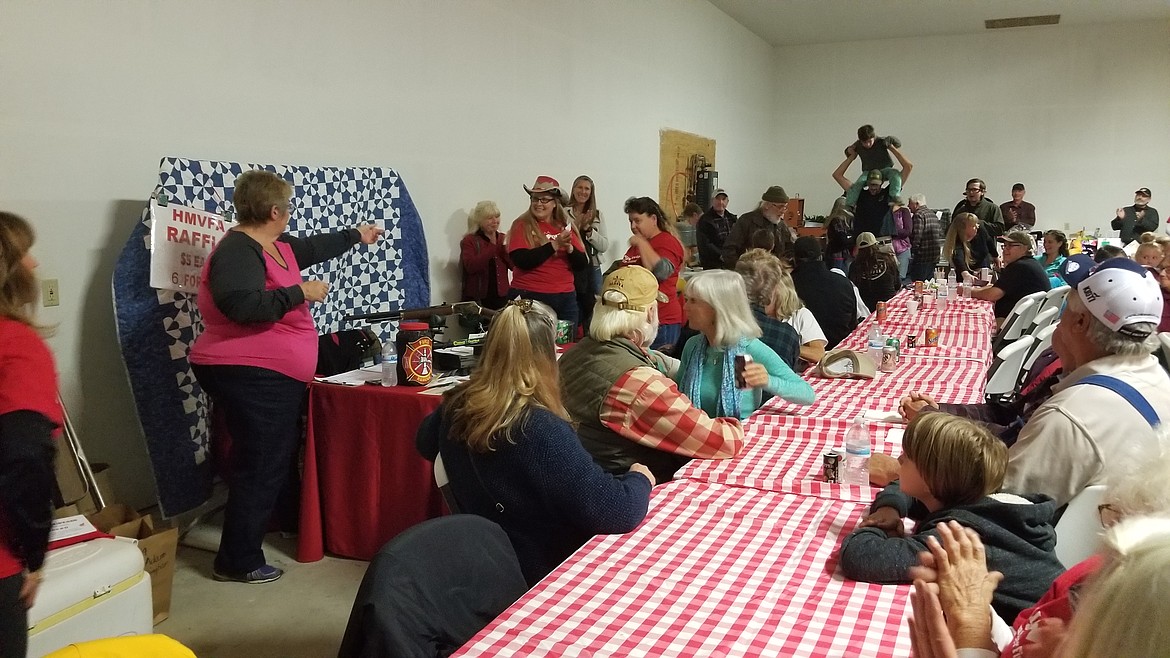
[856,232,878,249]
[1058,254,1095,288]
[815,349,876,379]
[1001,231,1033,248]
[1077,258,1162,338]
[713,188,728,198]
[866,169,883,184]
[1136,187,1153,197]
[1012,183,1026,191]
[600,265,667,312]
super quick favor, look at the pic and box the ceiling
[707,0,1170,47]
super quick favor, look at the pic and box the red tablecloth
[297,382,445,562]
[838,290,997,363]
[454,480,912,657]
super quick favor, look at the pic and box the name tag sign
[149,200,235,292]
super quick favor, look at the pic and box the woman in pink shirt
[189,170,381,584]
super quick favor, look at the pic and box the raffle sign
[149,200,234,292]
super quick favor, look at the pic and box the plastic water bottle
[381,343,398,387]
[843,418,871,485]
[947,269,957,289]
[867,326,883,364]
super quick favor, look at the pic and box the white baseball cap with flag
[1077,258,1163,338]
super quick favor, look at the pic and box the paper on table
[315,367,383,386]
[884,427,905,446]
[862,409,903,423]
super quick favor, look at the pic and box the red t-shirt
[621,231,684,324]
[1002,554,1103,658]
[508,219,585,294]
[0,317,62,578]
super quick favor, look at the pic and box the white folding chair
[994,292,1045,349]
[434,454,460,514]
[1054,484,1107,568]
[985,335,1036,399]
[1035,285,1071,319]
[1021,322,1058,373]
[1028,306,1060,335]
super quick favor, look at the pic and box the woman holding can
[676,270,814,420]
[507,176,588,328]
[615,196,685,351]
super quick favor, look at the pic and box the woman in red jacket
[459,200,511,310]
[0,212,61,658]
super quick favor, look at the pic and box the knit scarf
[683,335,750,419]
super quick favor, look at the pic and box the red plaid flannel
[600,366,744,459]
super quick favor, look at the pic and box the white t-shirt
[783,307,827,345]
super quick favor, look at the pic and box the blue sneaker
[213,564,284,584]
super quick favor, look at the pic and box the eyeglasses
[1097,503,1121,528]
[530,196,556,206]
[965,187,983,193]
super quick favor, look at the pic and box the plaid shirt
[599,366,744,459]
[910,206,943,265]
[752,305,801,371]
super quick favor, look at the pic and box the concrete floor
[155,526,368,658]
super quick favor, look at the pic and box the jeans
[192,364,307,574]
[651,323,682,351]
[909,260,936,282]
[509,289,578,329]
[0,573,25,658]
[845,167,903,206]
[896,249,911,282]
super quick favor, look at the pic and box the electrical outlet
[42,279,59,307]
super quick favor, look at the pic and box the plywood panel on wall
[659,129,715,221]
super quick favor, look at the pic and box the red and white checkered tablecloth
[454,480,911,658]
[838,290,998,364]
[761,353,987,419]
[675,417,906,502]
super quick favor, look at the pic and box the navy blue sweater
[839,481,1064,621]
[417,405,652,585]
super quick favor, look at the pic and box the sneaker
[213,564,284,584]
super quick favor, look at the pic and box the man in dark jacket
[721,186,796,267]
[695,189,737,269]
[954,178,1006,238]
[1111,187,1159,245]
[789,236,859,347]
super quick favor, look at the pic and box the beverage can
[880,345,898,373]
[913,280,924,295]
[555,320,573,345]
[734,353,754,389]
[823,451,841,483]
[876,301,888,322]
[925,327,940,347]
[906,334,917,349]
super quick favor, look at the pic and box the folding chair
[1021,322,1058,373]
[1028,306,1060,336]
[1035,285,1070,319]
[992,293,1044,352]
[985,335,1036,401]
[434,454,459,514]
[1054,484,1107,568]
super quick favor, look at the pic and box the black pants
[0,572,26,658]
[192,364,307,574]
[508,289,578,328]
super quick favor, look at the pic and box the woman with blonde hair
[416,300,653,585]
[943,212,995,279]
[459,200,511,310]
[735,248,827,368]
[677,270,814,419]
[507,176,588,327]
[566,175,609,334]
[0,212,61,655]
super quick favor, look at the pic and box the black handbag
[316,328,381,376]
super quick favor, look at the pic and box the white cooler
[26,537,154,657]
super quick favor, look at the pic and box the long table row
[455,288,998,657]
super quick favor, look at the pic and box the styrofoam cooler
[27,537,154,657]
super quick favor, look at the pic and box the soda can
[876,301,888,322]
[555,320,573,345]
[734,353,754,389]
[880,345,898,373]
[886,337,901,358]
[823,451,841,483]
[913,280,924,295]
[906,334,918,349]
[925,327,940,347]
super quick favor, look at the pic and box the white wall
[771,21,1170,233]
[1,0,777,509]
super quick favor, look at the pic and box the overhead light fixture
[985,14,1060,29]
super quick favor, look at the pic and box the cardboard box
[86,504,178,625]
